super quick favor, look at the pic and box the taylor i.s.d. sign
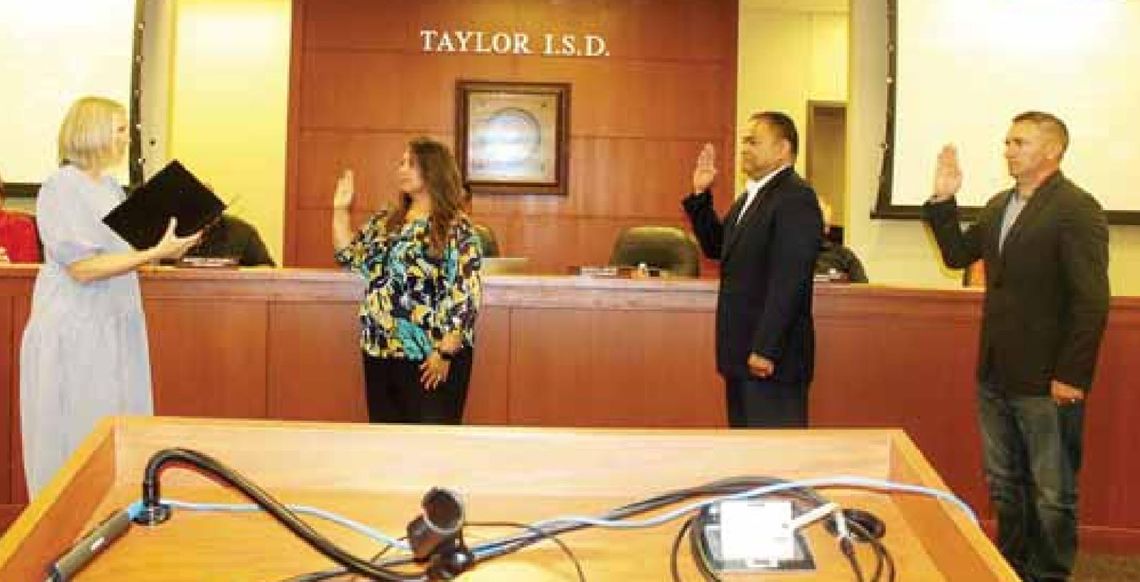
[419,30,609,57]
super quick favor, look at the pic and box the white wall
[0,0,135,186]
[891,1,1140,212]
[847,0,1140,294]
[737,8,848,191]
[166,0,291,263]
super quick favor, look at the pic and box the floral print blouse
[334,211,482,360]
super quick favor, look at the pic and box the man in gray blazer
[923,111,1109,582]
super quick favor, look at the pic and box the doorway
[807,101,847,242]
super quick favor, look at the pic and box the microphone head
[420,487,465,536]
[407,487,467,562]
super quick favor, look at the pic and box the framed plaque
[456,81,570,196]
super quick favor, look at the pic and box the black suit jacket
[683,167,823,382]
[923,172,1109,394]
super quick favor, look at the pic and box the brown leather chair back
[608,226,700,277]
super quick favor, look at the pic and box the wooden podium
[0,417,1016,580]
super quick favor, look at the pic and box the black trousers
[724,376,808,428]
[361,350,473,424]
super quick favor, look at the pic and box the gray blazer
[923,172,1110,394]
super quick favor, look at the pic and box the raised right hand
[692,143,717,194]
[333,169,355,210]
[932,144,962,201]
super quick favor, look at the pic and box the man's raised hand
[692,143,717,194]
[932,144,963,202]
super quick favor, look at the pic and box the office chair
[608,226,701,277]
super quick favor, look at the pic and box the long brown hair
[385,138,466,256]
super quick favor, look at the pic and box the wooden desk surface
[0,417,1014,581]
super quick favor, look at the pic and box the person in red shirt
[0,172,42,263]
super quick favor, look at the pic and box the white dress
[20,165,153,497]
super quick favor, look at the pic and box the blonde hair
[57,96,126,171]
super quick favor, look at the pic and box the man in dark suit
[923,111,1109,582]
[683,111,823,428]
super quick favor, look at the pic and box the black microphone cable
[846,519,895,582]
[672,487,893,582]
[299,476,826,577]
[466,521,586,582]
[462,476,829,565]
[130,455,896,582]
[134,448,429,582]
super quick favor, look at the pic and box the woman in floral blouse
[332,138,482,424]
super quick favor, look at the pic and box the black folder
[102,160,226,250]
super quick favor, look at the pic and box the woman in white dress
[20,96,200,497]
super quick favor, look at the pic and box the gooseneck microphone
[46,507,134,581]
[134,448,430,581]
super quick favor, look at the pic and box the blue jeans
[978,379,1085,582]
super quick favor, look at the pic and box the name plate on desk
[174,256,239,269]
[570,265,666,278]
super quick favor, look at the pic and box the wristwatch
[438,350,456,362]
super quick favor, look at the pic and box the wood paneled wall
[285,0,738,271]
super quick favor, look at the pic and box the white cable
[159,498,411,552]
[529,476,977,532]
[788,501,839,532]
[834,507,851,540]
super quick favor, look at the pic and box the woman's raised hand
[333,169,355,210]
